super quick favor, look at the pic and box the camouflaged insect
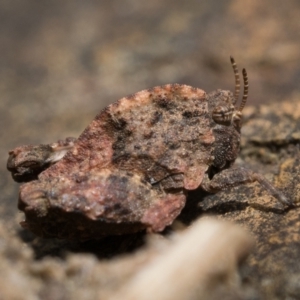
[7,57,292,240]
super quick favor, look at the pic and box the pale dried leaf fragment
[109,218,254,300]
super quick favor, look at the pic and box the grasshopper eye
[212,105,233,125]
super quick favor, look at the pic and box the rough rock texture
[1,1,300,299]
[2,95,300,300]
[191,97,300,299]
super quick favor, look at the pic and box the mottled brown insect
[7,57,292,240]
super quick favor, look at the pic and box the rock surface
[1,1,300,299]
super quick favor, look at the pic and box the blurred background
[1,0,300,216]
